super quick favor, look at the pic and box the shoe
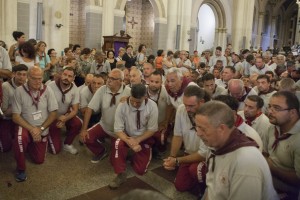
[109,172,127,189]
[63,144,78,155]
[90,148,108,163]
[16,171,27,182]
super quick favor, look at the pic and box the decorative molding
[114,9,125,17]
[17,0,30,3]
[85,5,103,13]
[154,17,167,24]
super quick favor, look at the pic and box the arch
[114,0,166,18]
[191,0,230,29]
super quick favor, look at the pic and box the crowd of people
[0,31,300,200]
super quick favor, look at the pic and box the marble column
[220,28,227,50]
[114,9,125,34]
[214,28,220,48]
[256,12,264,49]
[0,0,17,47]
[153,18,168,54]
[166,0,178,50]
[269,16,277,49]
[85,5,103,49]
[102,0,114,36]
[232,0,255,52]
[295,2,300,44]
[179,0,192,50]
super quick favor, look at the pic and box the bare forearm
[135,130,155,143]
[0,69,12,79]
[81,108,92,130]
[12,114,35,131]
[116,131,130,145]
[270,165,300,187]
[41,111,57,128]
[170,135,183,157]
[177,152,205,164]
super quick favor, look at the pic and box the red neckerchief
[166,77,190,101]
[127,97,148,130]
[22,84,47,110]
[235,114,244,127]
[55,79,73,103]
[272,128,292,151]
[88,84,93,94]
[147,86,162,105]
[188,114,196,131]
[258,87,275,96]
[109,84,125,107]
[235,87,251,102]
[8,78,16,89]
[268,60,274,65]
[245,112,262,126]
[207,128,258,172]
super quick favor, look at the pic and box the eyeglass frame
[267,104,293,112]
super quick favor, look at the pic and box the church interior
[0,0,300,200]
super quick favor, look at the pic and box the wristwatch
[40,126,45,131]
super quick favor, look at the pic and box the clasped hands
[126,137,142,152]
[163,156,177,171]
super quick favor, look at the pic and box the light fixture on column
[55,24,63,29]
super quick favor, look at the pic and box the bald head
[228,79,244,99]
[28,66,43,77]
[85,74,94,86]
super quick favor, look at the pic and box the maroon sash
[55,79,73,103]
[166,77,190,101]
[22,84,47,110]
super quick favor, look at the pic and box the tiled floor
[0,139,197,200]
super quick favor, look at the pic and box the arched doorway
[190,0,230,54]
[197,4,216,53]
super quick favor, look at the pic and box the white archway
[190,0,231,51]
[115,0,166,19]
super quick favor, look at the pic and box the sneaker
[16,171,27,182]
[109,172,127,189]
[63,144,78,155]
[90,148,108,163]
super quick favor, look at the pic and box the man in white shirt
[215,66,235,89]
[250,56,273,75]
[0,46,12,80]
[221,79,257,111]
[263,91,300,199]
[109,84,158,189]
[48,67,82,155]
[165,67,197,109]
[254,74,277,113]
[208,46,227,68]
[195,101,279,200]
[175,50,192,73]
[80,69,131,163]
[202,73,225,98]
[163,86,209,194]
[238,95,272,141]
[0,64,28,152]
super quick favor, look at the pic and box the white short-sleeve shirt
[48,81,79,116]
[114,98,158,136]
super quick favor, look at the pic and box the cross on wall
[128,17,138,29]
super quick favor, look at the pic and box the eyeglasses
[107,76,121,81]
[267,104,291,112]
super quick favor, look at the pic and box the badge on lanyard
[32,111,42,121]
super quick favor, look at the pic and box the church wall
[153,23,167,53]
[114,16,124,35]
[125,0,154,51]
[141,0,154,51]
[69,0,86,47]
[85,12,102,49]
[17,2,30,39]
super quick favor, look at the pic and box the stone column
[269,16,277,49]
[256,12,264,49]
[220,28,227,50]
[295,1,300,44]
[153,18,168,54]
[214,28,220,48]
[166,0,178,50]
[179,0,192,50]
[85,5,103,49]
[102,0,114,36]
[232,0,255,52]
[0,0,17,47]
[114,9,125,34]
